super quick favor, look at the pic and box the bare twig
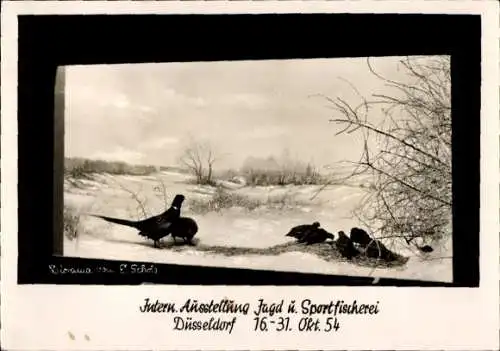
[316,56,452,251]
[153,173,169,210]
[107,177,149,219]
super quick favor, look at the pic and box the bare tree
[179,140,219,185]
[316,56,452,252]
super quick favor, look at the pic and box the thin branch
[329,117,448,168]
[108,177,148,219]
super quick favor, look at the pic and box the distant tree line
[178,141,328,187]
[64,157,158,178]
[240,154,324,186]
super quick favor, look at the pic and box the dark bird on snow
[90,194,185,248]
[286,221,321,240]
[364,239,396,261]
[417,244,434,253]
[335,231,360,260]
[170,217,199,245]
[298,228,335,245]
[350,227,372,247]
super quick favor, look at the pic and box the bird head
[312,221,320,228]
[171,194,185,209]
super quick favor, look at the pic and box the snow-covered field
[63,170,453,283]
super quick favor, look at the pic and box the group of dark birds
[90,193,433,261]
[286,222,433,261]
[91,194,198,248]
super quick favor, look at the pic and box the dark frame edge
[16,13,481,287]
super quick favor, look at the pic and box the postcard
[1,1,499,350]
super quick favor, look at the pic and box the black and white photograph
[62,55,453,283]
[3,1,499,350]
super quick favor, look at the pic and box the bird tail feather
[91,214,139,229]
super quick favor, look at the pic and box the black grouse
[350,227,372,247]
[335,231,360,260]
[170,217,199,245]
[91,194,185,248]
[286,222,320,241]
[417,245,434,253]
[298,228,335,245]
[363,239,395,261]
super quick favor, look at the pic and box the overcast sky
[63,56,438,171]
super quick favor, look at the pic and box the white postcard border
[1,1,499,350]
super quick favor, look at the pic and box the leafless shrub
[63,205,81,240]
[187,186,307,214]
[316,56,452,252]
[152,173,169,210]
[179,140,220,186]
[188,186,260,214]
[103,173,172,221]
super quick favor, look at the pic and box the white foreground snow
[64,171,453,283]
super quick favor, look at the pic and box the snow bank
[63,170,453,283]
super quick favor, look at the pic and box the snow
[64,170,453,283]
